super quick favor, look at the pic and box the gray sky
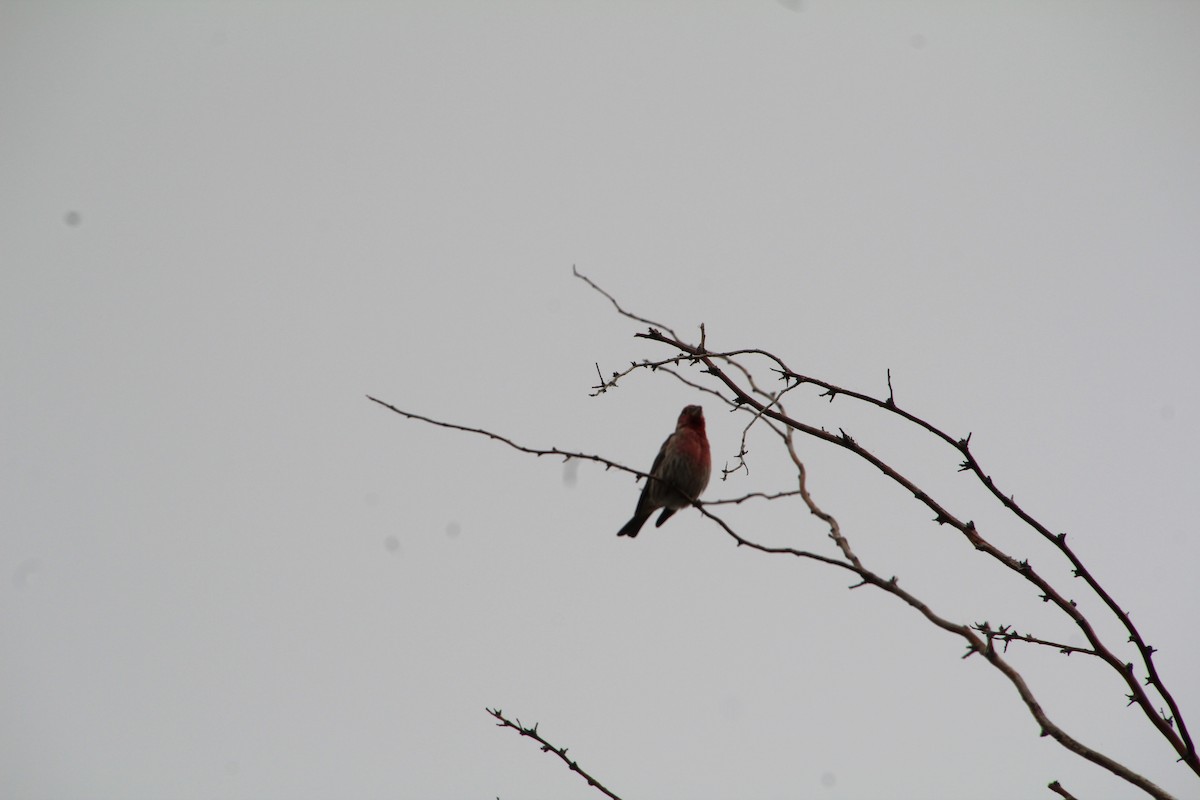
[3,2,1199,798]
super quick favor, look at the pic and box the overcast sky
[3,2,1199,798]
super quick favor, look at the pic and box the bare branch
[770,363,1192,761]
[973,622,1099,658]
[633,327,1196,775]
[1049,780,1079,800]
[573,265,677,339]
[376,395,1177,799]
[487,708,623,800]
[702,489,805,506]
[366,395,641,477]
[373,270,1195,798]
[696,507,1176,800]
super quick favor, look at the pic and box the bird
[617,405,711,537]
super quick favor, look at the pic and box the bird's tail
[617,511,652,538]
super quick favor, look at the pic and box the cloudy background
[3,2,1199,798]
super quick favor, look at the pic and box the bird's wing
[646,432,674,479]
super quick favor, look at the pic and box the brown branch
[367,395,799,510]
[774,365,1193,764]
[366,395,642,477]
[374,393,1176,799]
[573,264,677,340]
[697,505,855,571]
[1048,780,1079,800]
[588,349,787,398]
[487,708,623,800]
[697,507,1176,800]
[375,269,1193,796]
[702,489,805,506]
[635,327,1196,776]
[972,622,1099,658]
[781,422,860,571]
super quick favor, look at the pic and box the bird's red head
[677,404,705,432]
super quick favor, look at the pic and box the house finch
[617,405,711,538]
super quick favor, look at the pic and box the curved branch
[774,366,1194,762]
[699,506,1176,800]
[372,392,1178,799]
[366,395,641,477]
[635,327,1196,775]
[573,264,677,340]
[375,269,1193,796]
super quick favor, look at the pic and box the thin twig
[487,708,623,800]
[573,265,677,340]
[973,622,1099,657]
[367,396,797,512]
[703,489,805,506]
[366,395,640,477]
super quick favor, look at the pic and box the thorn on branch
[589,362,610,396]
[486,706,623,800]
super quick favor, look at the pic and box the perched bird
[617,405,711,538]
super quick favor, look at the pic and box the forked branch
[630,325,1194,776]
[367,270,1193,799]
